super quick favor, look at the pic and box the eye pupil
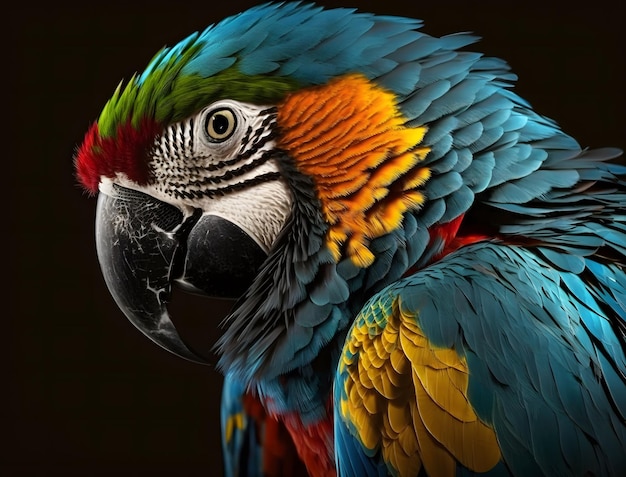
[212,114,229,134]
[205,107,236,142]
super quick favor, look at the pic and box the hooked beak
[95,184,267,364]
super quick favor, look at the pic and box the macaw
[74,2,626,476]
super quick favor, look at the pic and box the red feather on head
[75,118,162,194]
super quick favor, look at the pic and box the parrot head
[75,2,437,376]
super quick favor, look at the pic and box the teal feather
[401,79,451,119]
[452,147,473,173]
[404,216,430,265]
[423,171,463,199]
[481,107,513,130]
[461,152,495,192]
[364,234,401,290]
[485,145,539,187]
[308,264,350,306]
[452,121,484,148]
[488,169,581,203]
[417,198,446,228]
[536,247,586,273]
[378,62,423,95]
[439,185,474,222]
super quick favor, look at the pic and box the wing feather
[334,241,626,476]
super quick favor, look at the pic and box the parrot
[74,2,626,476]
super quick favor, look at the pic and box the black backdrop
[8,1,625,475]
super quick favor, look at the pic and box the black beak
[95,184,267,364]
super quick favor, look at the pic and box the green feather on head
[97,39,301,139]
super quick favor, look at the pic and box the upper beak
[95,184,267,364]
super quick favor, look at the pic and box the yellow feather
[360,386,381,415]
[397,425,420,456]
[414,365,477,422]
[371,369,395,398]
[402,165,431,190]
[346,341,359,360]
[368,152,420,188]
[387,400,410,434]
[382,328,398,353]
[397,313,427,343]
[390,439,422,477]
[223,412,245,444]
[347,238,375,267]
[433,347,469,372]
[366,342,386,368]
[401,124,428,148]
[400,191,426,210]
[381,410,397,438]
[355,407,381,450]
[390,347,410,374]
[410,390,457,477]
[327,226,347,245]
[339,296,500,476]
[399,330,431,367]
[373,331,391,359]
[384,362,405,388]
[358,365,374,390]
[413,369,500,471]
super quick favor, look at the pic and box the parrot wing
[335,241,626,477]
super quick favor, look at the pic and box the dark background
[7,1,624,475]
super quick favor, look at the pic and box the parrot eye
[205,108,237,142]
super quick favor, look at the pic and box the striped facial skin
[137,100,292,253]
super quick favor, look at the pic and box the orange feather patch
[277,75,431,267]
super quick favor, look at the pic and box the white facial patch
[143,100,293,252]
[200,179,292,253]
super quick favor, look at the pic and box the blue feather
[221,375,253,477]
[308,264,350,306]
[428,147,460,174]
[536,247,586,273]
[452,147,473,173]
[402,79,451,119]
[461,152,495,192]
[439,185,474,222]
[452,121,484,148]
[489,169,580,203]
[423,171,463,200]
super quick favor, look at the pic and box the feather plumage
[76,2,626,476]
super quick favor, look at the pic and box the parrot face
[84,97,295,362]
[76,3,626,476]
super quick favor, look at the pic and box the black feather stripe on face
[149,105,279,203]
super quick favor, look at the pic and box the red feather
[242,393,311,477]
[74,119,161,193]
